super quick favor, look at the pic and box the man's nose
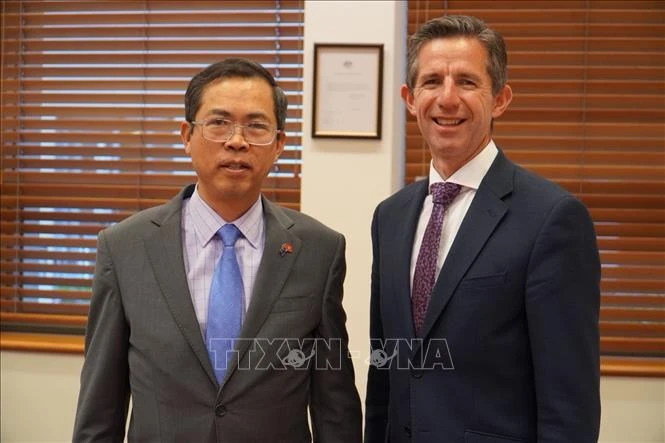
[437,80,460,109]
[224,126,248,150]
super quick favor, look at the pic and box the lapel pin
[279,242,293,257]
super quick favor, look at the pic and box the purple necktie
[412,182,461,335]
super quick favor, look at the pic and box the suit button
[411,369,423,379]
[404,425,411,437]
[215,404,227,417]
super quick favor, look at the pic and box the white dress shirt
[410,141,499,293]
[182,187,265,336]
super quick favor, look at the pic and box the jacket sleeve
[364,205,390,443]
[525,195,601,442]
[309,234,363,443]
[72,230,130,442]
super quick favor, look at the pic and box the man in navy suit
[365,15,601,443]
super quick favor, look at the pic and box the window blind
[406,0,664,376]
[0,0,304,334]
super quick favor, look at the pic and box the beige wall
[1,2,663,442]
[2,351,663,443]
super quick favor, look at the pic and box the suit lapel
[388,180,429,340]
[418,152,514,341]
[219,197,301,389]
[143,185,218,386]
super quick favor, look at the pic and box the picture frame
[312,43,384,139]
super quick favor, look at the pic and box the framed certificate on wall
[312,43,384,139]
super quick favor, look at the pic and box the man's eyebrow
[456,70,482,82]
[418,72,440,81]
[245,112,271,121]
[203,109,271,122]
[204,108,231,118]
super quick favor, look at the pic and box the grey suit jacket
[73,184,362,442]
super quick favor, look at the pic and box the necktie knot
[431,182,461,207]
[218,224,241,247]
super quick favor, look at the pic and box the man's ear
[491,84,513,119]
[180,121,192,154]
[273,131,285,162]
[400,84,417,117]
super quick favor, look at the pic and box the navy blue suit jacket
[365,151,601,443]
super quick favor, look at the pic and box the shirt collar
[188,186,263,249]
[428,140,498,191]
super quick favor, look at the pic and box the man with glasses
[73,58,362,442]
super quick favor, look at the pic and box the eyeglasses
[190,118,279,146]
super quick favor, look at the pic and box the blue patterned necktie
[206,223,243,384]
[412,182,461,335]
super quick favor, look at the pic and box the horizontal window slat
[0,287,91,301]
[405,164,664,181]
[501,108,664,123]
[16,12,304,26]
[602,265,665,279]
[601,307,665,322]
[407,23,665,39]
[580,194,664,209]
[598,237,665,252]
[505,36,665,52]
[0,300,89,316]
[0,248,97,262]
[1,158,300,174]
[1,262,95,275]
[406,138,665,154]
[1,221,104,237]
[492,136,664,151]
[0,311,87,327]
[509,65,665,81]
[601,279,665,293]
[8,145,301,161]
[591,209,664,224]
[16,0,303,13]
[1,235,98,249]
[17,52,304,65]
[2,171,301,191]
[602,294,665,307]
[600,251,665,266]
[1,275,91,288]
[600,322,665,338]
[601,336,664,355]
[10,38,303,52]
[413,150,665,166]
[12,25,304,38]
[560,180,665,195]
[7,79,303,94]
[16,65,304,78]
[0,209,131,224]
[509,93,665,109]
[502,79,665,95]
[29,0,301,10]
[408,121,665,138]
[11,119,304,135]
[600,356,665,377]
[0,196,165,210]
[0,331,85,354]
[408,8,665,24]
[601,322,665,338]
[595,222,665,237]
